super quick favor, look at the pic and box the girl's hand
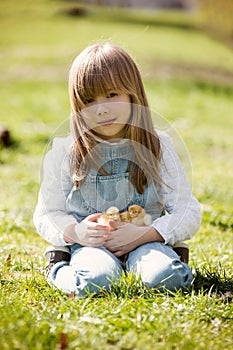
[104,221,159,257]
[64,213,110,247]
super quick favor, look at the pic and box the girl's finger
[87,222,109,230]
[108,220,126,229]
[88,237,107,247]
[87,213,103,222]
[114,251,124,257]
[95,224,110,230]
[88,229,109,237]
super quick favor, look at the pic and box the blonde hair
[69,43,162,194]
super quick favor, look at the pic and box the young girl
[33,43,201,297]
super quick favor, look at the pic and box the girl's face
[81,92,131,140]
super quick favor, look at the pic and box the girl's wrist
[63,223,77,243]
[149,226,164,242]
[139,226,164,245]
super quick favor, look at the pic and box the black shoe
[44,246,71,278]
[172,243,189,264]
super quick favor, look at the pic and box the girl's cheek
[81,110,93,121]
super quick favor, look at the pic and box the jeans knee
[138,259,193,291]
[49,248,123,297]
[127,243,193,292]
[74,259,122,296]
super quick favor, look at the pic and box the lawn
[0,1,232,349]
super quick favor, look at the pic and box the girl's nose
[96,102,109,116]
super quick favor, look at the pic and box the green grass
[0,1,233,349]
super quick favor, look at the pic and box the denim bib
[66,140,163,222]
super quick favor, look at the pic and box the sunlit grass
[0,1,233,349]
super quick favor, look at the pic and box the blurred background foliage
[70,0,233,46]
[197,0,233,46]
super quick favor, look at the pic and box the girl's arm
[151,133,202,246]
[33,136,77,246]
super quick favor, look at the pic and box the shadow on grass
[192,264,233,300]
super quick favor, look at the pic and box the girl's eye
[84,98,95,104]
[107,92,118,98]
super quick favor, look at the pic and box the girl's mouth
[97,118,116,126]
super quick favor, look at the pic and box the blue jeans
[49,242,193,297]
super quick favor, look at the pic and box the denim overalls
[66,139,163,221]
[50,140,193,296]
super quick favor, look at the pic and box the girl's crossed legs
[49,242,193,297]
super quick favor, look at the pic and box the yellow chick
[120,211,132,223]
[97,206,121,225]
[128,204,152,226]
[106,206,121,221]
[97,213,111,226]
